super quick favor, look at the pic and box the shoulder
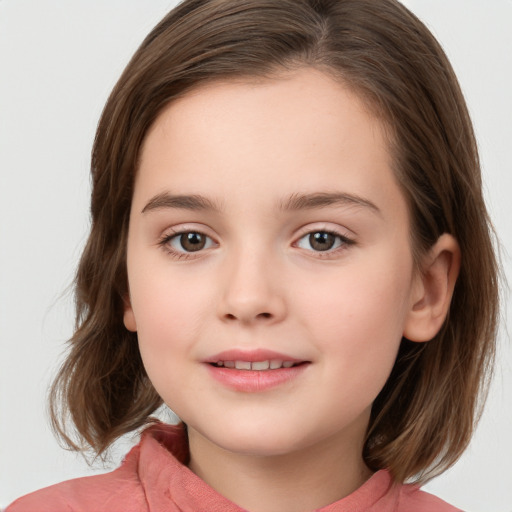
[397,483,463,512]
[6,445,146,512]
[353,471,463,512]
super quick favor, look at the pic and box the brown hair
[49,0,499,483]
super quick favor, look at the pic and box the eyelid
[294,222,356,240]
[158,222,217,239]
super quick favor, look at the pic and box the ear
[123,295,138,332]
[403,234,461,342]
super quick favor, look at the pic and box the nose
[217,249,287,325]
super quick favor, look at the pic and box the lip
[205,349,304,364]
[204,349,310,393]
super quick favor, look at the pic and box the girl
[6,0,500,510]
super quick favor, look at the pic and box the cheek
[129,268,213,360]
[302,267,409,330]
[295,255,412,386]
[130,272,213,409]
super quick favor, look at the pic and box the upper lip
[204,349,306,364]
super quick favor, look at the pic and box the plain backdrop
[1,1,511,510]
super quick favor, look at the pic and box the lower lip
[206,364,308,392]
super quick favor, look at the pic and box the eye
[167,231,215,253]
[296,230,350,252]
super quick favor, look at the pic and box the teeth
[251,360,270,371]
[214,360,297,370]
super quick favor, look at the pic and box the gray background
[1,1,511,510]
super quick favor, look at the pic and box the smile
[206,352,310,392]
[204,349,309,392]
[213,360,297,370]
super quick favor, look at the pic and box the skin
[124,68,460,512]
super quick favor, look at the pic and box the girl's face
[124,68,422,461]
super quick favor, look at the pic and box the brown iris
[309,232,336,251]
[179,232,207,252]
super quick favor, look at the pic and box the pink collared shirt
[7,423,462,512]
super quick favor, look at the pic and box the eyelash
[294,229,355,257]
[157,229,217,260]
[157,228,355,260]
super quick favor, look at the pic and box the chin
[195,419,320,458]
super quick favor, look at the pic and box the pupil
[310,232,335,251]
[180,232,206,252]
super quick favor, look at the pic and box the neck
[187,425,373,512]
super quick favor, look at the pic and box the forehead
[135,68,404,220]
[143,69,384,142]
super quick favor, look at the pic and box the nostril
[222,311,275,322]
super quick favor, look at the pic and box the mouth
[204,350,310,392]
[211,360,304,371]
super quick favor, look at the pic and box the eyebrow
[141,193,223,214]
[141,191,380,215]
[279,192,381,215]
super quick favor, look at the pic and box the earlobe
[403,234,461,342]
[123,296,138,332]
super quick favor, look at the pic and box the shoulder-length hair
[50,0,499,483]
